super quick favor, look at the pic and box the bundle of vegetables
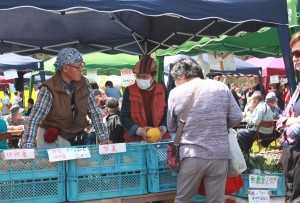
[243,149,282,174]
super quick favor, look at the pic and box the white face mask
[136,78,151,90]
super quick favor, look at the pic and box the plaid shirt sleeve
[85,79,108,141]
[21,86,53,148]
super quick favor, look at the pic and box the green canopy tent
[156,0,300,90]
[156,28,282,59]
[44,52,139,76]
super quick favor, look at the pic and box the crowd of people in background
[0,43,299,202]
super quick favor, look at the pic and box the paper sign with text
[249,175,279,189]
[121,69,135,87]
[248,190,270,203]
[3,70,18,80]
[270,75,279,84]
[47,148,91,162]
[99,143,126,154]
[3,149,35,160]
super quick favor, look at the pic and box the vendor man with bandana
[20,48,110,148]
[120,56,171,142]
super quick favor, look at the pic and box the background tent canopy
[0,53,44,71]
[43,52,139,76]
[164,54,262,76]
[157,28,283,59]
[0,0,288,56]
[246,57,288,76]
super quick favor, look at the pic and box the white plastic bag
[227,128,247,177]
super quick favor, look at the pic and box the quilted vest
[123,82,171,142]
[41,73,89,139]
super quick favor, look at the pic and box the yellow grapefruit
[147,128,161,142]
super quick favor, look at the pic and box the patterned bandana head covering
[54,48,83,70]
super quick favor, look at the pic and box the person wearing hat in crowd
[120,56,171,142]
[265,92,282,120]
[237,94,277,153]
[5,105,26,147]
[106,97,125,143]
[19,47,111,148]
[6,105,25,131]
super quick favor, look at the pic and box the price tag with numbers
[99,143,126,154]
[3,149,35,160]
[47,147,91,162]
[249,175,279,189]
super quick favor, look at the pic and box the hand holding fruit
[146,127,162,143]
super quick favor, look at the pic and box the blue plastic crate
[66,169,147,201]
[148,168,177,193]
[0,148,65,181]
[192,195,206,203]
[0,176,66,203]
[232,173,285,197]
[66,143,146,176]
[146,140,173,169]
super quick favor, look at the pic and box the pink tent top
[246,57,289,76]
[0,75,14,85]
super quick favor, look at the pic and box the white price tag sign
[3,149,35,160]
[248,190,270,203]
[270,75,279,84]
[3,70,18,80]
[47,148,91,162]
[249,175,279,189]
[99,143,126,154]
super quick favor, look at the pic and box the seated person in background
[6,105,25,130]
[265,92,282,120]
[105,97,125,143]
[104,81,122,100]
[26,98,34,116]
[0,117,9,149]
[90,82,102,97]
[237,94,276,153]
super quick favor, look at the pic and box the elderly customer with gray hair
[19,48,111,148]
[167,58,243,203]
[265,92,282,119]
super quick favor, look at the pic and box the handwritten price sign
[3,149,35,160]
[47,148,91,162]
[249,175,279,189]
[248,190,270,203]
[99,143,126,154]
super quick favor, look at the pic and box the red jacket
[123,82,171,142]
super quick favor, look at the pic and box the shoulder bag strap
[174,80,204,145]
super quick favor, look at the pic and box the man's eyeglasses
[291,50,300,58]
[68,62,85,70]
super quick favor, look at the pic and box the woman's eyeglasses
[68,62,85,70]
[291,50,300,58]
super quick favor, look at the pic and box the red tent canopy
[246,57,289,76]
[0,75,14,85]
[246,57,291,94]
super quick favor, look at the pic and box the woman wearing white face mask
[120,56,171,143]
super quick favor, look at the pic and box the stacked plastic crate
[146,141,178,192]
[0,148,65,203]
[232,173,285,198]
[66,143,147,201]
